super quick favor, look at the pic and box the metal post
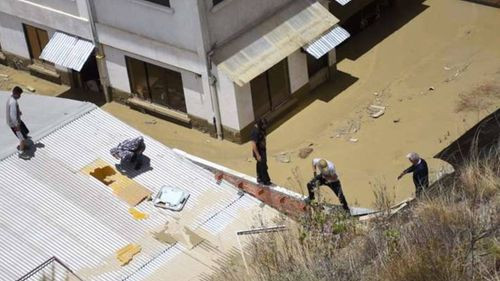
[236,225,287,276]
[84,0,112,103]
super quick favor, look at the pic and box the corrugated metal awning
[216,1,338,86]
[335,0,352,6]
[40,32,94,71]
[304,25,350,59]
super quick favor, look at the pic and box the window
[213,0,224,6]
[126,56,187,113]
[250,59,290,119]
[23,24,50,62]
[144,0,170,7]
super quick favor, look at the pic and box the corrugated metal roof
[40,32,94,71]
[335,0,352,6]
[304,25,350,59]
[216,1,339,86]
[0,95,279,280]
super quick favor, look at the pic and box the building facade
[0,0,386,142]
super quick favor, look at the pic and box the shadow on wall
[266,70,358,134]
[336,0,429,63]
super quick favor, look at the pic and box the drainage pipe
[84,0,112,103]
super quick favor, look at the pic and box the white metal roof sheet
[40,32,94,71]
[0,96,279,280]
[216,1,338,86]
[304,25,350,59]
[335,0,352,5]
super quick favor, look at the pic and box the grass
[210,145,500,281]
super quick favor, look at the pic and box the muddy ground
[2,0,499,208]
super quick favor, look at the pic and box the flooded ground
[2,0,499,208]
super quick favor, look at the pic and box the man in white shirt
[306,158,349,211]
[6,86,29,152]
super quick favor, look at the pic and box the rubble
[298,147,313,159]
[276,153,291,163]
[369,105,386,118]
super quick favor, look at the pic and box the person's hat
[318,159,328,174]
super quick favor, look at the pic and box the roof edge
[0,102,98,161]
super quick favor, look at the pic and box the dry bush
[210,147,500,281]
[455,82,500,113]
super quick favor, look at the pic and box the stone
[393,118,401,123]
[276,153,291,163]
[349,138,359,143]
[26,86,36,92]
[0,74,9,78]
[298,147,313,159]
[369,105,385,118]
[428,86,435,91]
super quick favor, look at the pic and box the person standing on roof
[6,86,30,152]
[110,136,146,170]
[397,152,429,197]
[250,118,272,185]
[306,158,349,212]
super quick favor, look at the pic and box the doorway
[250,59,291,119]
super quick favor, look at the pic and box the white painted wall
[288,50,309,93]
[94,0,199,52]
[104,46,131,93]
[0,0,91,40]
[215,67,255,131]
[0,13,30,58]
[206,0,292,46]
[97,24,203,75]
[216,69,241,130]
[182,72,212,121]
[27,0,79,15]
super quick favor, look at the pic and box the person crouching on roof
[110,136,146,170]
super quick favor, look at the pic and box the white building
[0,0,379,142]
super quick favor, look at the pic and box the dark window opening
[144,0,170,7]
[250,59,290,119]
[213,0,224,6]
[306,53,328,78]
[126,56,187,113]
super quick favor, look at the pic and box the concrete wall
[97,23,203,75]
[206,0,292,46]
[0,0,91,40]
[0,13,31,58]
[104,45,131,93]
[27,0,79,15]
[94,0,200,52]
[288,50,309,93]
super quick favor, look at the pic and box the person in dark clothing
[306,158,350,212]
[397,152,429,197]
[110,136,146,170]
[250,118,271,185]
